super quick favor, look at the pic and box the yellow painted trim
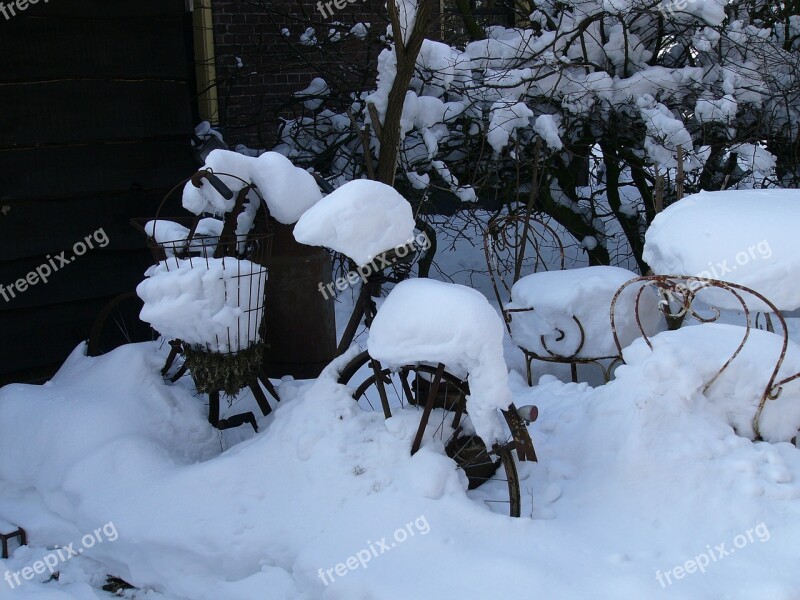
[193,0,219,124]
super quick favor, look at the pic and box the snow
[695,94,738,124]
[293,179,416,267]
[486,101,534,153]
[415,39,470,97]
[182,150,322,225]
[194,121,224,145]
[349,23,369,40]
[2,324,800,598]
[637,95,693,168]
[182,149,253,216]
[136,257,267,353]
[664,0,728,26]
[621,323,800,443]
[431,161,476,202]
[507,266,664,358]
[294,78,329,111]
[395,0,417,45]
[406,170,430,189]
[533,114,563,150]
[249,152,323,224]
[365,48,397,124]
[144,219,225,257]
[729,143,778,187]
[299,27,317,46]
[144,220,190,247]
[3,219,800,599]
[644,189,800,310]
[367,278,513,445]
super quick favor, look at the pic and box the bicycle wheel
[338,351,521,517]
[87,292,155,357]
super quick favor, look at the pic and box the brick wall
[211,0,385,149]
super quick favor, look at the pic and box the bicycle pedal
[216,413,259,433]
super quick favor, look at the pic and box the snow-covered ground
[2,212,800,599]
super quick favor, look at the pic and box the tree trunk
[376,0,435,185]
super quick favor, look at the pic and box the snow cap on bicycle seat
[293,180,416,267]
[368,278,512,446]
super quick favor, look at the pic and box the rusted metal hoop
[610,275,789,440]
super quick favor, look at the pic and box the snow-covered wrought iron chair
[611,275,800,442]
[484,213,662,385]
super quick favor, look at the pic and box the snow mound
[144,219,190,246]
[644,190,799,311]
[367,279,511,444]
[182,149,322,224]
[144,218,226,258]
[293,77,329,111]
[293,179,416,266]
[249,152,323,224]
[0,344,518,600]
[507,266,663,358]
[2,325,800,597]
[137,257,267,352]
[620,323,800,442]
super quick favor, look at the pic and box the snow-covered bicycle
[88,168,279,431]
[295,179,538,517]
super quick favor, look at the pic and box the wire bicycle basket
[136,170,276,397]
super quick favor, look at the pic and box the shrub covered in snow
[274,0,800,272]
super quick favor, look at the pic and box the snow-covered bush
[271,0,800,272]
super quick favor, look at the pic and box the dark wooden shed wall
[0,0,198,384]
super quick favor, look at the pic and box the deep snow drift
[2,199,800,598]
[1,322,799,599]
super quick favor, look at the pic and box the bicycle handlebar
[190,170,332,202]
[190,170,234,200]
